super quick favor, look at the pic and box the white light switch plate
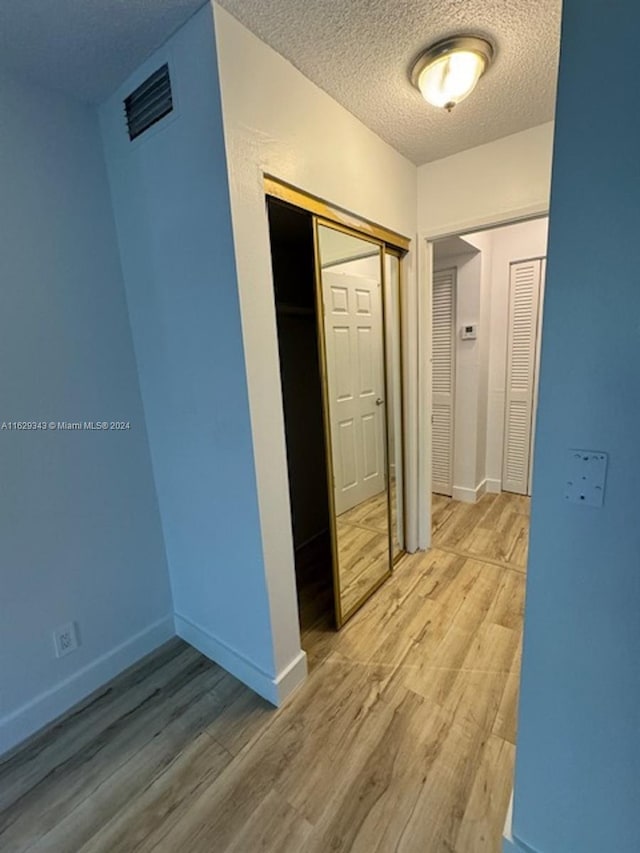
[564,450,608,507]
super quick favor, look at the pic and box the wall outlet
[53,622,79,658]
[564,450,608,507]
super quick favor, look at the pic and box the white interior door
[322,271,386,515]
[503,258,544,495]
[432,268,456,497]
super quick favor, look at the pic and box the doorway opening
[266,184,409,640]
[429,216,548,572]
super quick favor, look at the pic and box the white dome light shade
[411,37,494,111]
[418,51,485,108]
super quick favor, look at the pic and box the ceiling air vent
[124,64,173,141]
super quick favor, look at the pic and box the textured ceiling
[0,0,561,161]
[433,235,479,262]
[216,0,562,164]
[0,0,207,103]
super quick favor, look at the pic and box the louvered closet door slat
[432,268,455,497]
[502,259,541,495]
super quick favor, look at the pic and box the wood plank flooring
[338,489,390,617]
[0,496,529,853]
[432,492,530,573]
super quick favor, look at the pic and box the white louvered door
[502,259,544,495]
[432,268,456,496]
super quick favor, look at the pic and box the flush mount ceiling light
[411,36,494,112]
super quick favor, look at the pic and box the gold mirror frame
[264,176,410,253]
[314,219,391,626]
[384,248,407,567]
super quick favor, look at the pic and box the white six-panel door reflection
[322,271,386,515]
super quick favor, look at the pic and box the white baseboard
[452,486,476,503]
[174,613,307,707]
[453,480,488,504]
[273,649,308,703]
[0,614,174,758]
[503,792,537,852]
[486,478,502,494]
[503,793,519,851]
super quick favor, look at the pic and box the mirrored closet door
[316,222,405,624]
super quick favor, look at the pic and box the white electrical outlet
[53,622,79,658]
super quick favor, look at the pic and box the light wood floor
[0,499,528,853]
[433,491,530,573]
[338,489,391,616]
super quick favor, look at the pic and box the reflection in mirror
[385,253,405,559]
[317,224,391,622]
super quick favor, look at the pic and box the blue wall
[99,5,276,686]
[513,1,640,849]
[0,68,172,752]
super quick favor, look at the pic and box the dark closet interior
[266,198,335,636]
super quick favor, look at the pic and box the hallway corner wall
[99,4,293,704]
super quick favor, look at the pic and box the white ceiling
[433,235,479,262]
[217,0,562,165]
[0,0,207,104]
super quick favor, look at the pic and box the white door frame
[417,204,549,550]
